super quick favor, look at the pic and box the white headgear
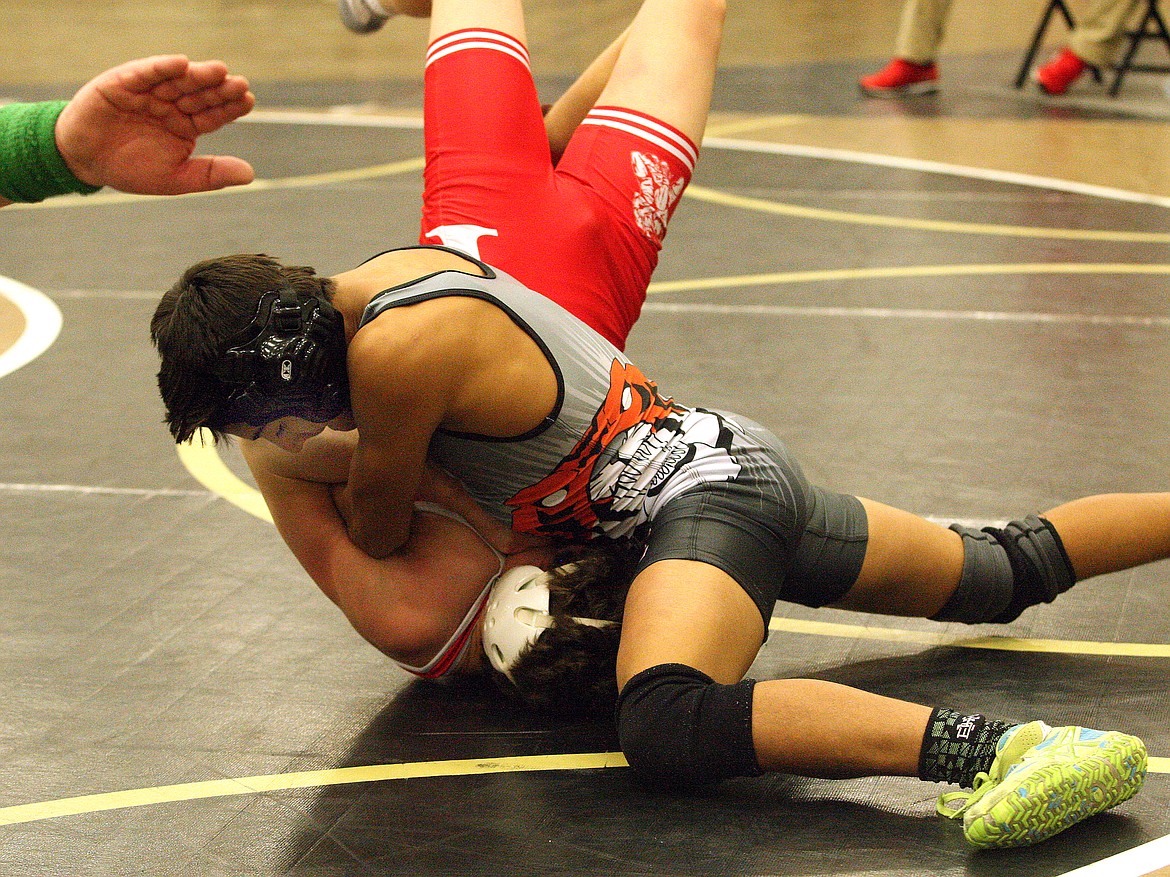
[481,564,616,682]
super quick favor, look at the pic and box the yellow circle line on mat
[0,751,1163,828]
[0,752,630,827]
[682,183,1170,243]
[767,617,1170,658]
[178,433,1170,661]
[646,262,1170,295]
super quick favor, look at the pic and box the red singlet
[421,28,697,350]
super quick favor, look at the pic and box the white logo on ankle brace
[956,715,980,739]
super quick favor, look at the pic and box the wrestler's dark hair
[150,254,337,444]
[495,538,643,717]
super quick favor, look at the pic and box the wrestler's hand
[55,55,255,195]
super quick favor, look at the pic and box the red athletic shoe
[1035,48,1087,95]
[859,59,940,96]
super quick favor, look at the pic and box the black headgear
[215,287,350,428]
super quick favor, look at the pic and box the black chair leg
[1111,5,1147,94]
[1110,0,1170,95]
[1015,0,1078,88]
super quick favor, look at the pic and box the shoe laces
[937,771,993,818]
[935,721,1048,819]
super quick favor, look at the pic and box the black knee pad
[616,663,761,790]
[988,515,1077,622]
[931,514,1077,624]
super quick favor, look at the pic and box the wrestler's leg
[530,0,724,347]
[420,0,550,262]
[544,27,630,162]
[421,0,720,175]
[831,500,963,617]
[419,0,648,347]
[831,493,1170,619]
[420,0,722,349]
[593,0,725,147]
[367,0,630,161]
[1038,492,1170,579]
[615,497,1168,780]
[615,559,931,780]
[426,0,720,150]
[429,0,524,44]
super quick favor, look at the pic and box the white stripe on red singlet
[588,108,698,164]
[581,108,698,171]
[426,29,530,69]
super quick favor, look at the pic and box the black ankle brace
[918,708,1016,787]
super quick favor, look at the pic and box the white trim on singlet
[389,502,507,678]
[577,111,692,171]
[587,108,698,167]
[425,30,530,69]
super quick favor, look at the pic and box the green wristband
[0,100,102,202]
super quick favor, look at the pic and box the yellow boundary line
[7,140,1168,244]
[646,262,1170,295]
[683,183,1170,243]
[2,157,425,210]
[0,752,629,827]
[767,618,1170,658]
[0,746,1161,828]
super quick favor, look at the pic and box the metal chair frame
[1014,0,1170,95]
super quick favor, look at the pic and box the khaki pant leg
[1068,0,1144,65]
[894,0,954,62]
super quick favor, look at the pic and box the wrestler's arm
[341,309,461,559]
[241,433,501,668]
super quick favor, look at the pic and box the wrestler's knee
[616,663,760,790]
[931,515,1077,624]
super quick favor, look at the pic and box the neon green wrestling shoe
[937,721,1147,849]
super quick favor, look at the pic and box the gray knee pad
[931,514,1077,624]
[616,663,761,790]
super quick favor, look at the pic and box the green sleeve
[0,100,102,203]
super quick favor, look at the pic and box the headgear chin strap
[215,287,350,427]
[481,565,617,683]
